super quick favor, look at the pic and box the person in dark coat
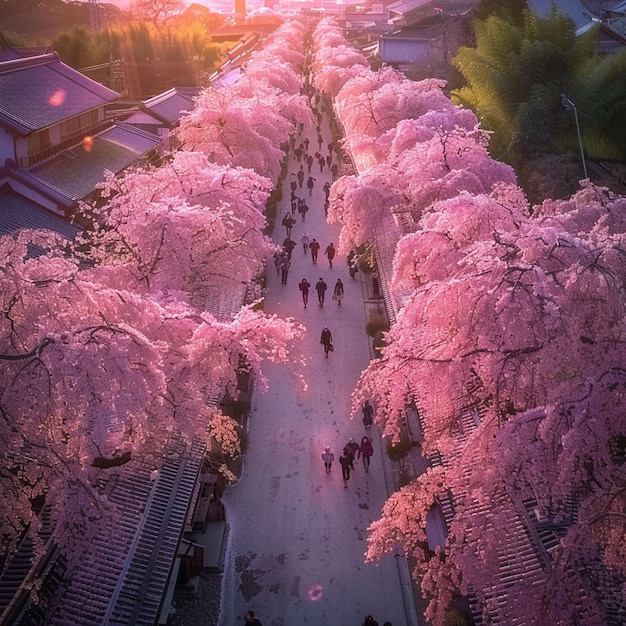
[298,278,311,307]
[323,181,331,201]
[324,242,336,268]
[344,438,359,469]
[297,166,305,188]
[307,176,316,196]
[359,436,374,472]
[362,400,374,431]
[297,199,309,222]
[320,325,333,356]
[278,255,290,285]
[282,236,296,261]
[244,610,262,625]
[316,278,328,307]
[309,238,320,264]
[274,250,287,276]
[347,250,358,278]
[339,452,351,487]
[282,212,296,237]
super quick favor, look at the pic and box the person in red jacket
[359,436,374,472]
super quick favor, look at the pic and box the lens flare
[307,583,323,601]
[49,89,66,106]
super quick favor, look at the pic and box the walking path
[218,109,413,625]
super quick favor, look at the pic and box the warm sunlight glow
[48,89,66,106]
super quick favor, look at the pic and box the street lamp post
[560,94,588,180]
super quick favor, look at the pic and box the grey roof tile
[142,87,199,125]
[29,123,161,203]
[0,53,118,135]
[0,188,81,239]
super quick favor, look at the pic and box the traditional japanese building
[0,49,160,239]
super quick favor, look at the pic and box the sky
[103,0,286,13]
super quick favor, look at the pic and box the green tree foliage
[451,7,626,170]
[53,27,108,70]
[51,18,223,96]
[473,0,527,26]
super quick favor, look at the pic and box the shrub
[366,311,389,337]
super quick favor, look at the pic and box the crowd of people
[244,70,396,626]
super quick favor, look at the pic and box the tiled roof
[529,0,595,28]
[142,87,200,125]
[0,45,53,62]
[48,434,206,626]
[0,187,81,239]
[28,123,161,204]
[0,53,118,136]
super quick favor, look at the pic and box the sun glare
[48,89,66,106]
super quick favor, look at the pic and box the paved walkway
[218,109,412,625]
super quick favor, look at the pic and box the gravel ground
[168,571,222,626]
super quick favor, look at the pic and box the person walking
[362,400,374,431]
[316,278,328,307]
[343,438,359,469]
[282,236,296,261]
[244,610,262,625]
[309,238,320,264]
[359,436,374,472]
[298,277,311,307]
[323,181,331,202]
[324,242,336,268]
[278,255,290,285]
[297,199,309,222]
[322,446,335,474]
[282,212,296,237]
[274,250,287,276]
[306,153,313,173]
[307,176,316,197]
[297,166,305,188]
[339,452,351,488]
[320,325,333,357]
[333,278,344,306]
[301,232,310,254]
[348,250,358,278]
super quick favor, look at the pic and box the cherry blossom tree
[357,188,626,622]
[327,126,516,254]
[1,18,313,575]
[312,45,369,99]
[177,85,287,181]
[313,20,626,623]
[0,229,304,563]
[78,151,275,301]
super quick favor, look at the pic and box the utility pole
[560,94,588,180]
[89,0,101,34]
